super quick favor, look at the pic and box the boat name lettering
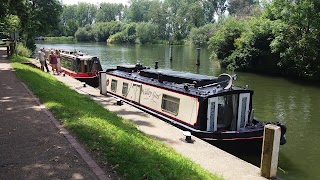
[142,88,161,100]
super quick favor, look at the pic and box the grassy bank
[10,55,221,180]
[44,36,75,42]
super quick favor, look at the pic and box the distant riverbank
[43,36,75,42]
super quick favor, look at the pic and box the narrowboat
[102,63,287,147]
[59,50,103,87]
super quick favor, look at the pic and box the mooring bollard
[99,71,106,95]
[260,124,281,179]
[169,46,173,61]
[196,48,201,65]
[155,61,159,69]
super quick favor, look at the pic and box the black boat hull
[76,76,99,87]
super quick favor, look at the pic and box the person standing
[55,49,62,74]
[38,48,50,72]
[49,50,58,74]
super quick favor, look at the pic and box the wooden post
[196,48,201,65]
[169,46,173,61]
[260,124,281,179]
[99,71,106,95]
[6,46,10,56]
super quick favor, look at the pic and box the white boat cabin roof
[60,50,97,61]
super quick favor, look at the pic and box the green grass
[44,36,75,42]
[10,55,222,180]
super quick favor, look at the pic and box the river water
[36,41,320,180]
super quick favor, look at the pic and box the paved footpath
[0,49,117,179]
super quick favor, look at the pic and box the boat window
[111,79,117,92]
[217,94,239,130]
[161,94,180,115]
[122,82,128,96]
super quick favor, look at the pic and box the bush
[45,36,75,41]
[16,43,32,57]
[189,23,217,47]
[107,23,137,44]
[93,21,123,42]
[75,25,94,41]
[107,31,126,44]
[208,17,246,60]
[220,18,281,74]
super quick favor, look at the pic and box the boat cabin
[60,53,102,74]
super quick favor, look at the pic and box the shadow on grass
[11,61,220,180]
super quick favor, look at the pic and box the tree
[148,0,168,39]
[227,0,259,18]
[264,0,320,79]
[203,0,228,23]
[76,3,97,27]
[0,0,62,51]
[208,17,246,60]
[224,18,281,73]
[126,0,152,22]
[61,5,79,36]
[190,23,217,47]
[96,3,123,22]
[136,22,159,44]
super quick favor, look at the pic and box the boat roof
[140,69,218,87]
[60,51,98,61]
[77,55,98,60]
[107,64,252,98]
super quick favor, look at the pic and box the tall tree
[96,3,123,22]
[126,0,152,22]
[202,0,227,23]
[0,0,62,50]
[264,0,320,78]
[148,0,168,39]
[61,5,78,36]
[227,0,259,18]
[76,3,97,27]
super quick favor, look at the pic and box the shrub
[16,43,32,57]
[107,31,126,44]
[189,23,217,47]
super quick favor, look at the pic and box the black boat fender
[279,124,287,145]
[265,122,287,145]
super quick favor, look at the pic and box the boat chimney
[155,61,159,69]
[158,73,163,83]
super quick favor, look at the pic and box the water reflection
[36,42,320,180]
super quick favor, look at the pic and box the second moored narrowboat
[60,50,103,87]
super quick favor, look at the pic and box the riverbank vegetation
[10,55,221,180]
[59,0,320,80]
[45,36,75,42]
[1,0,319,80]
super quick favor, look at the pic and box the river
[36,41,320,180]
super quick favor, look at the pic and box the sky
[61,0,129,5]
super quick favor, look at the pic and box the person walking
[49,50,58,74]
[37,48,50,72]
[55,49,62,74]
